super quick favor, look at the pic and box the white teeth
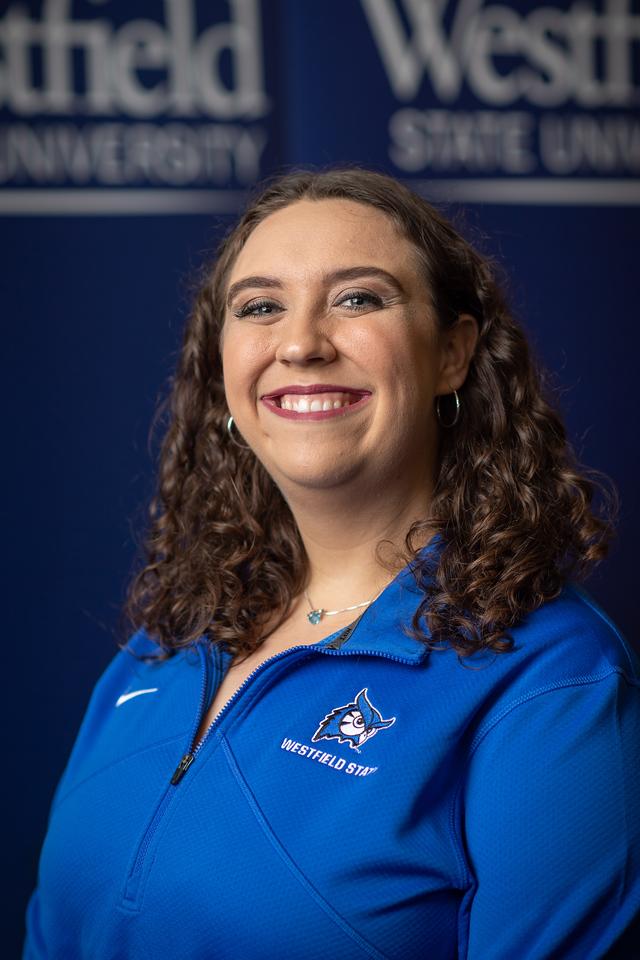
[275,391,363,412]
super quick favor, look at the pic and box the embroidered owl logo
[312,688,396,752]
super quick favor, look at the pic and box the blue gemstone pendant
[307,609,323,625]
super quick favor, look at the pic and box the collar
[316,540,441,665]
[201,539,441,667]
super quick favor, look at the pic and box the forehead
[228,198,421,282]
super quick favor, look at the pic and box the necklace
[303,585,387,625]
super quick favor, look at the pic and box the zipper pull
[170,752,195,785]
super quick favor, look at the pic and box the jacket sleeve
[461,670,640,959]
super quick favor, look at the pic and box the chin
[268,455,366,492]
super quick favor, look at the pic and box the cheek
[339,318,402,365]
[221,327,272,397]
[347,320,438,400]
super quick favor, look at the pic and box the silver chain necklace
[303,585,387,625]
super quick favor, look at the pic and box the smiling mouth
[260,390,372,421]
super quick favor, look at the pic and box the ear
[435,314,479,395]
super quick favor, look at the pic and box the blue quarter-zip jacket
[24,557,640,959]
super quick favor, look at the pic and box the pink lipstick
[260,384,372,421]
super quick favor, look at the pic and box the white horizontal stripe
[115,688,159,707]
[0,189,246,216]
[0,180,637,215]
[410,178,640,206]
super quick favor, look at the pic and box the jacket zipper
[169,643,216,784]
[123,627,417,907]
[169,614,366,785]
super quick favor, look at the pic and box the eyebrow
[226,266,405,308]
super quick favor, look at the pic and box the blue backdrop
[4,1,638,953]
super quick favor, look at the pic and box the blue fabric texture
[24,553,640,959]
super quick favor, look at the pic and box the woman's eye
[337,291,383,311]
[234,298,280,318]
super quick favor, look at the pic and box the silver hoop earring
[226,415,251,450]
[435,390,461,428]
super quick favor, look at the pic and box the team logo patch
[312,687,396,752]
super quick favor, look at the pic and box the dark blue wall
[4,1,638,953]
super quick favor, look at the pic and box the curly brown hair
[123,167,616,661]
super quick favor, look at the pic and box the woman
[24,169,640,959]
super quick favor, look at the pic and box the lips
[259,386,372,421]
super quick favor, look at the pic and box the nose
[274,307,337,366]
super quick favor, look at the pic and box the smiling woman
[219,197,475,514]
[24,170,640,960]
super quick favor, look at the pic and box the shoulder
[86,627,195,715]
[507,583,639,685]
[449,585,640,748]
[120,625,167,660]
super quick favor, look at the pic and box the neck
[282,462,434,608]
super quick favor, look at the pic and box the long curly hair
[123,167,616,661]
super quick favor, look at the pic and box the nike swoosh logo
[115,688,159,707]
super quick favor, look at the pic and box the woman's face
[221,198,456,497]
